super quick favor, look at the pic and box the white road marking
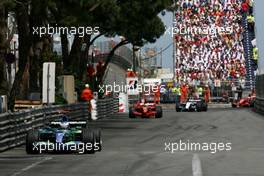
[192,154,203,176]
[248,147,264,151]
[10,157,52,176]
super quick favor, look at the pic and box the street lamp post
[132,45,136,72]
[132,45,141,72]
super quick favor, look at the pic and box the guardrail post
[91,99,98,120]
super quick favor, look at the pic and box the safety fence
[97,98,119,119]
[160,80,255,104]
[0,98,118,152]
[160,90,236,104]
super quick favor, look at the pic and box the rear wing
[51,121,86,125]
[49,121,87,128]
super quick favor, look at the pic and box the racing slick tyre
[129,107,136,118]
[231,102,237,108]
[26,130,39,154]
[202,102,208,111]
[82,128,95,154]
[91,128,102,152]
[175,103,181,112]
[196,102,202,112]
[250,100,255,108]
[155,106,163,118]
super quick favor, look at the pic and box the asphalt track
[1,107,264,176]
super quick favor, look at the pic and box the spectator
[174,0,247,100]
[180,83,188,103]
[81,84,93,102]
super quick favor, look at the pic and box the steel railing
[255,75,264,114]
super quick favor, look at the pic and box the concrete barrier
[255,74,264,114]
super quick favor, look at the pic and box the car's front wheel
[176,103,181,112]
[26,130,39,154]
[82,128,95,154]
[202,102,208,111]
[155,106,163,118]
[91,128,102,152]
[129,107,136,118]
[196,102,202,112]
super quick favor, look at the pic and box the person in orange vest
[81,84,93,101]
[204,85,211,103]
[154,85,161,104]
[81,84,94,113]
[180,83,188,103]
[126,69,137,77]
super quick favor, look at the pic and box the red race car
[232,95,256,108]
[129,94,163,118]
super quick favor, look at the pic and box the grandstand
[173,0,256,93]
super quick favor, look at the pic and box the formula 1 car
[176,99,208,112]
[232,95,256,108]
[26,116,102,154]
[129,94,163,118]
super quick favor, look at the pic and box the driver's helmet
[60,115,69,128]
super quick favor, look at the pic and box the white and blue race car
[26,116,102,154]
[176,99,208,112]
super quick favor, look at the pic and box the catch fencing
[160,80,255,104]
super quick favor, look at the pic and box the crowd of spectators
[174,0,248,89]
[167,0,259,102]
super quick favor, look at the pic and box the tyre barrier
[0,98,118,152]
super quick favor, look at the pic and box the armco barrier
[97,98,119,119]
[0,98,118,152]
[255,75,264,114]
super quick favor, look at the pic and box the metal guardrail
[0,98,118,152]
[255,97,264,114]
[255,75,264,114]
[97,98,119,119]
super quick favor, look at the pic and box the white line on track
[10,157,52,176]
[248,147,264,151]
[192,154,203,176]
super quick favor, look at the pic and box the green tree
[4,0,173,110]
[0,3,8,95]
[0,0,15,96]
[8,0,32,110]
[95,0,173,89]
